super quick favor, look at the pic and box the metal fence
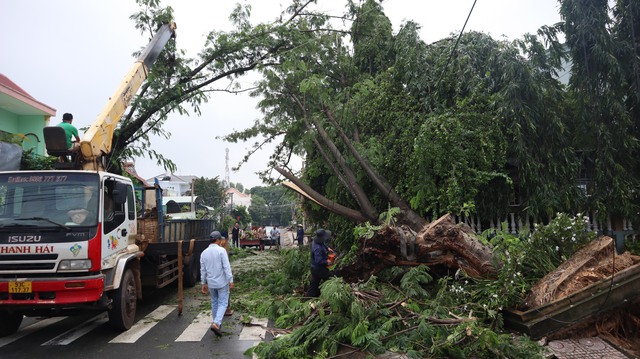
[159,219,217,243]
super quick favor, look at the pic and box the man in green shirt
[57,113,80,150]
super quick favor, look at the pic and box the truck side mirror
[112,182,129,205]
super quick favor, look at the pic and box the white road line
[0,317,67,348]
[109,305,176,344]
[238,317,268,341]
[175,311,211,342]
[42,313,108,346]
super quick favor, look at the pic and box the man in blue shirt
[200,231,234,337]
[305,229,335,297]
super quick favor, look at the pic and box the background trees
[111,0,639,246]
[249,185,296,226]
[90,0,640,355]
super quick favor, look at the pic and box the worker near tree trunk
[296,223,305,246]
[305,229,335,297]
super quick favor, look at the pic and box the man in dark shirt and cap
[305,228,335,297]
[296,223,305,246]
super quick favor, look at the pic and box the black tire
[183,254,199,288]
[108,268,137,331]
[0,310,22,337]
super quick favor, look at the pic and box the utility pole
[190,179,195,213]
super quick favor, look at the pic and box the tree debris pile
[523,236,640,309]
[248,264,546,359]
[520,236,640,356]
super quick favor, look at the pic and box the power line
[434,0,479,91]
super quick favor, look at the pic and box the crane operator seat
[43,126,76,168]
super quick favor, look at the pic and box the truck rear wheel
[0,310,22,337]
[183,254,199,288]
[108,268,137,331]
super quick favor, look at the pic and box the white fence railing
[450,212,636,239]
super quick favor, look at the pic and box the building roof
[225,187,251,199]
[0,73,56,116]
[123,162,150,186]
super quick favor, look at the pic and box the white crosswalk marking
[0,317,67,348]
[238,317,268,341]
[175,311,211,342]
[109,305,176,343]
[42,313,108,346]
[0,307,268,347]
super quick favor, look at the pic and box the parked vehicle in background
[239,226,261,249]
[237,225,280,249]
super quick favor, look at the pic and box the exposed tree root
[339,215,497,282]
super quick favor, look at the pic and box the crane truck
[0,23,215,336]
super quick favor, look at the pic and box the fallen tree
[524,236,640,309]
[333,215,640,355]
[338,214,497,282]
[519,235,640,356]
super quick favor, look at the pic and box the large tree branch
[309,116,379,222]
[322,106,427,231]
[287,91,378,222]
[115,49,282,153]
[275,167,369,223]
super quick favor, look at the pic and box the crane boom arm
[80,23,176,171]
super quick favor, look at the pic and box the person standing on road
[200,231,234,337]
[271,226,281,246]
[231,222,240,248]
[258,226,266,251]
[296,223,305,247]
[305,229,335,297]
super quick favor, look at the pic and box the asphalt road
[0,231,304,359]
[1,274,265,359]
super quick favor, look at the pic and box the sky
[1,0,562,189]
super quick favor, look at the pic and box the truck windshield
[0,173,99,228]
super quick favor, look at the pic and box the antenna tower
[224,148,230,189]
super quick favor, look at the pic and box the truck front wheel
[0,310,23,337]
[108,268,137,331]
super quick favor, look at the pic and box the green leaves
[400,266,433,299]
[412,107,507,217]
[240,247,546,358]
[560,0,640,219]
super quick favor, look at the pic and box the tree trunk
[338,214,497,282]
[524,236,640,309]
[276,167,370,223]
[322,106,427,231]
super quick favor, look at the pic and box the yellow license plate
[9,281,32,293]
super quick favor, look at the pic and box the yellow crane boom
[80,23,176,171]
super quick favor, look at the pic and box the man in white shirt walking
[270,226,280,246]
[200,231,234,337]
